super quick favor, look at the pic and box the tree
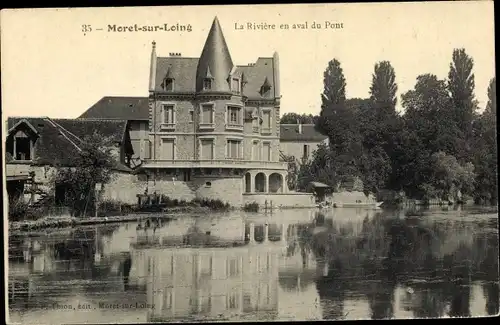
[52,132,116,217]
[447,48,477,161]
[472,77,497,204]
[296,142,339,191]
[280,113,318,124]
[370,61,398,114]
[357,61,401,192]
[282,154,299,191]
[426,151,476,201]
[316,59,347,138]
[396,74,461,198]
[485,77,496,117]
[315,59,362,182]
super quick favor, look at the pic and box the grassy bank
[8,213,181,233]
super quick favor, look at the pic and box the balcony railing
[140,159,288,170]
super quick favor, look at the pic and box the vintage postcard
[2,2,498,323]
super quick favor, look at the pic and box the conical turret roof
[196,17,234,92]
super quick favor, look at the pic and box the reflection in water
[8,207,500,323]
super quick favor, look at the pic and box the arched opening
[245,173,251,193]
[255,173,266,193]
[269,173,284,193]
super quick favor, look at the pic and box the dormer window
[203,66,214,91]
[162,67,175,91]
[260,77,272,97]
[8,129,35,161]
[231,78,240,94]
[203,78,212,90]
[163,78,174,91]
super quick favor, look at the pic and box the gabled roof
[6,117,132,172]
[280,124,328,142]
[79,96,149,120]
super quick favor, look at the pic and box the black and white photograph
[2,2,498,323]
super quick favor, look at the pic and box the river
[7,206,499,323]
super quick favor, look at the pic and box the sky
[1,2,495,120]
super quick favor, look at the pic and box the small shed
[306,181,333,203]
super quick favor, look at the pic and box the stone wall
[242,192,316,208]
[101,171,245,206]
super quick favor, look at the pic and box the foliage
[280,113,318,124]
[289,49,495,205]
[243,202,259,212]
[52,132,116,217]
[281,153,299,190]
[427,151,476,201]
[447,48,477,161]
[472,77,497,204]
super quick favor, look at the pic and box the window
[226,140,241,159]
[203,78,212,90]
[261,110,271,134]
[200,104,214,128]
[162,104,176,129]
[231,78,240,93]
[200,139,214,160]
[226,106,243,129]
[183,169,191,182]
[189,110,194,123]
[227,258,239,277]
[10,130,34,161]
[160,138,175,160]
[252,141,261,161]
[228,292,239,309]
[163,291,172,310]
[163,78,174,91]
[303,144,310,160]
[262,142,271,161]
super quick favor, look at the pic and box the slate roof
[155,57,199,93]
[152,18,278,99]
[6,117,132,172]
[279,124,328,142]
[79,96,149,120]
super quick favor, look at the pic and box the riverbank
[8,205,221,234]
[8,214,174,233]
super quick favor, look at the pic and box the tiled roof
[279,124,328,142]
[79,96,149,120]
[6,117,132,172]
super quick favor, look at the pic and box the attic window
[203,78,212,90]
[163,78,174,91]
[231,78,240,94]
[260,77,272,97]
[11,130,34,161]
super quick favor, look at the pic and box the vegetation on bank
[282,48,497,205]
[243,202,260,212]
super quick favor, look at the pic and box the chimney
[148,41,157,92]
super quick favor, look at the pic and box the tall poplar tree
[447,48,476,161]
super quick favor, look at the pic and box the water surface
[8,206,499,323]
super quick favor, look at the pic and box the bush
[8,199,45,221]
[243,202,259,212]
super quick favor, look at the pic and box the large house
[5,17,317,208]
